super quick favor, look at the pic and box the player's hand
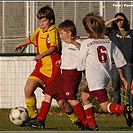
[14,44,22,52]
[34,55,42,61]
[64,38,72,44]
[55,60,61,66]
[34,53,45,61]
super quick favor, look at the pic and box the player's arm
[34,46,57,61]
[77,41,87,71]
[117,67,128,90]
[14,38,31,52]
[66,36,81,49]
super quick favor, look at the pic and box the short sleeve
[29,27,41,46]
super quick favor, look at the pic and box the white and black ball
[9,106,28,126]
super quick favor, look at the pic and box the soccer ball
[9,106,28,126]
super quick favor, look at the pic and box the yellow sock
[25,97,38,118]
[66,110,79,123]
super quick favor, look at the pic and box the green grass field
[0,109,133,132]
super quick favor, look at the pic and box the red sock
[37,101,50,121]
[72,102,87,124]
[84,104,97,128]
[108,102,124,114]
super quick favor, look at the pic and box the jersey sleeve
[29,27,41,47]
[77,40,89,71]
[111,42,127,68]
[49,28,60,50]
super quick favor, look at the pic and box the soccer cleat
[74,120,84,129]
[80,124,90,130]
[25,119,44,129]
[123,104,132,127]
[80,124,99,131]
[89,125,99,131]
[21,117,37,127]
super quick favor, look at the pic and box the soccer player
[14,6,80,126]
[25,19,91,130]
[77,12,132,128]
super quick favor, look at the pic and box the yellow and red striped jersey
[29,25,61,78]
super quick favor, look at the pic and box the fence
[0,1,133,53]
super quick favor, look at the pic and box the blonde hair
[83,12,105,39]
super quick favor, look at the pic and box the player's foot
[21,117,37,127]
[74,120,84,129]
[80,124,99,131]
[25,119,44,129]
[80,124,90,130]
[89,125,99,131]
[123,104,132,127]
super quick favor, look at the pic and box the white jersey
[77,38,127,91]
[61,38,81,70]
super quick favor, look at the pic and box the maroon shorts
[83,86,108,104]
[43,69,82,101]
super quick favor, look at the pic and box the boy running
[77,12,132,129]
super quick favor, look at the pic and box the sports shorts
[83,85,108,104]
[43,69,82,101]
[28,60,60,87]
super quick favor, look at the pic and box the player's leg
[25,94,52,128]
[93,88,125,114]
[57,99,83,129]
[97,89,133,127]
[25,76,59,128]
[100,101,132,127]
[81,91,98,131]
[24,78,42,119]
[68,100,88,127]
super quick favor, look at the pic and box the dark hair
[112,12,130,31]
[58,19,77,36]
[37,6,55,25]
[83,12,105,39]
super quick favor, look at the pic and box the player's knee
[100,102,108,112]
[24,87,35,98]
[81,92,90,104]
[57,100,66,109]
[57,99,64,105]
[101,107,108,112]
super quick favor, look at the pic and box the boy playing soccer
[77,12,132,129]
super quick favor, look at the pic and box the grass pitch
[0,109,133,132]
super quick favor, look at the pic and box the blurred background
[0,1,133,53]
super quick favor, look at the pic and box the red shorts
[29,60,60,87]
[43,69,82,101]
[83,86,108,104]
